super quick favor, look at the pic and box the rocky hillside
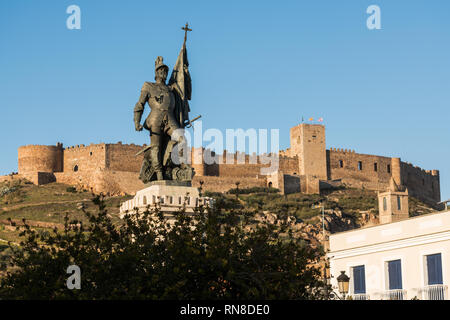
[0,179,437,248]
[204,186,437,246]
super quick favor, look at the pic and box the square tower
[289,123,327,180]
[378,189,409,224]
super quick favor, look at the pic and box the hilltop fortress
[11,123,441,206]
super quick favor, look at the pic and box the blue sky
[0,0,449,200]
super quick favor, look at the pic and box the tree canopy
[0,196,328,299]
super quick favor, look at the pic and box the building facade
[328,210,450,300]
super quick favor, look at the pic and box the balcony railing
[382,289,407,300]
[351,294,370,300]
[420,285,448,300]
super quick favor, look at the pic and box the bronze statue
[134,23,196,183]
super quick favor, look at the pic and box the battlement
[15,122,441,205]
[329,147,356,153]
[401,161,440,177]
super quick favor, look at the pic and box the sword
[135,115,202,157]
[184,115,202,128]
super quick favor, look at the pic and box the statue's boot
[150,146,164,180]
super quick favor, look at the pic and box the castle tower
[190,147,205,176]
[431,170,441,202]
[18,144,63,175]
[378,178,409,224]
[289,123,327,180]
[391,157,402,187]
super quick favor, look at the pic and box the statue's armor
[134,81,182,181]
[142,82,179,135]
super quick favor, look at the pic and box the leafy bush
[0,196,327,300]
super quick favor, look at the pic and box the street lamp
[337,271,350,299]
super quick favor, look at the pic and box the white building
[328,209,450,300]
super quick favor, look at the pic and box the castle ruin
[11,123,441,206]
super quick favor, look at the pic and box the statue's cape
[169,41,191,128]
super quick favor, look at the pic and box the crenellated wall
[326,148,392,190]
[15,122,442,203]
[63,143,107,173]
[400,162,440,203]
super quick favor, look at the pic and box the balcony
[420,285,448,300]
[351,294,370,300]
[382,289,407,300]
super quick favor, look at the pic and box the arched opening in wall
[268,182,273,188]
[339,160,344,168]
[73,165,78,172]
[143,196,147,205]
[383,197,387,211]
[90,152,93,156]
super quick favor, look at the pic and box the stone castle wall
[105,143,144,172]
[400,162,440,203]
[18,144,63,174]
[326,148,392,191]
[15,124,441,204]
[63,143,107,173]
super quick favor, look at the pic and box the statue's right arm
[134,84,148,131]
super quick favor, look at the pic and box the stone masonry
[11,124,441,206]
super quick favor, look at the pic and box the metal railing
[383,289,407,300]
[420,285,448,300]
[352,294,370,300]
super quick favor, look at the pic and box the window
[387,164,391,173]
[339,160,344,168]
[89,152,93,156]
[143,196,147,205]
[426,254,443,285]
[383,197,387,211]
[387,260,403,290]
[73,165,79,172]
[374,163,378,172]
[358,161,363,171]
[352,265,366,294]
[397,196,401,210]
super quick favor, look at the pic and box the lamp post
[337,271,350,300]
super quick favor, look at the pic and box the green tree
[0,196,328,299]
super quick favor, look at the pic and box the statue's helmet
[155,56,169,73]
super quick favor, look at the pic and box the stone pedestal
[119,180,211,218]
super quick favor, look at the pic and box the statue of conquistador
[133,25,195,183]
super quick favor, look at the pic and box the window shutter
[388,260,402,290]
[427,254,443,285]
